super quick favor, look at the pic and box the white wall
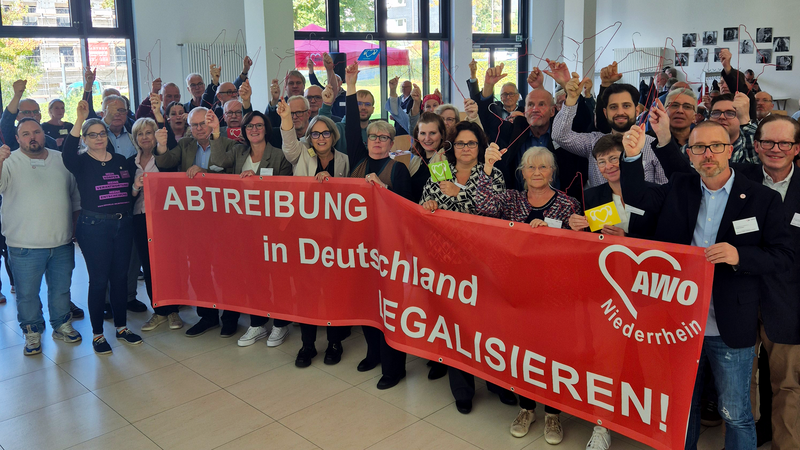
[594,0,798,114]
[131,0,246,104]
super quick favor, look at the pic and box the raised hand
[210,64,221,84]
[239,79,252,102]
[307,56,315,72]
[583,77,594,98]
[322,84,335,105]
[411,83,422,101]
[622,123,647,157]
[433,88,441,99]
[600,62,622,87]
[733,91,751,123]
[270,78,281,103]
[484,63,507,88]
[648,99,671,146]
[12,79,27,98]
[83,67,96,92]
[484,143,506,175]
[155,127,168,148]
[205,109,220,133]
[543,59,571,87]
[242,56,253,74]
[719,48,732,72]
[527,67,543,90]
[151,77,162,94]
[150,93,162,116]
[388,75,400,96]
[469,58,478,79]
[277,98,292,126]
[323,52,334,71]
[464,98,478,120]
[345,62,360,86]
[702,94,712,111]
[0,144,11,162]
[564,72,585,107]
[76,100,90,123]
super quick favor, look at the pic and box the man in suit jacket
[649,113,800,449]
[467,63,524,150]
[620,121,794,450]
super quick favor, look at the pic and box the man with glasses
[469,63,524,149]
[184,73,207,113]
[709,93,759,164]
[135,78,181,121]
[220,99,245,143]
[649,88,698,153]
[620,121,793,450]
[0,79,59,150]
[755,92,775,122]
[306,85,339,122]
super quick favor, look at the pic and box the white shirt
[242,154,260,174]
[0,149,80,248]
[612,193,630,233]
[763,165,794,201]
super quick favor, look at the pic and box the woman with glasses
[435,101,483,137]
[42,99,72,148]
[567,134,657,238]
[63,100,142,355]
[129,118,184,333]
[208,110,293,347]
[276,100,352,367]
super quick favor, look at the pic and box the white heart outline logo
[598,244,683,320]
[431,162,447,180]
[590,205,613,223]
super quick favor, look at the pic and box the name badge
[339,101,347,107]
[59,129,69,135]
[544,217,563,228]
[30,159,46,168]
[626,205,645,216]
[733,217,759,235]
[208,165,224,173]
[260,168,273,176]
[791,213,800,228]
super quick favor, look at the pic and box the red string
[439,59,466,101]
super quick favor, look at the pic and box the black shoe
[115,328,143,345]
[427,361,448,380]
[127,299,148,313]
[497,390,518,405]
[185,319,219,337]
[376,373,406,390]
[92,336,112,355]
[456,400,472,414]
[69,302,84,319]
[220,322,237,338]
[295,345,318,368]
[324,342,343,365]
[700,400,722,427]
[357,357,380,372]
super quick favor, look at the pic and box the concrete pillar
[244,0,295,109]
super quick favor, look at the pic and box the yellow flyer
[585,201,622,232]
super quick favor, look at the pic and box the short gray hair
[288,95,310,110]
[223,99,243,112]
[665,87,697,109]
[101,94,125,112]
[366,120,395,140]
[160,82,180,95]
[435,103,460,118]
[187,107,209,124]
[501,82,518,94]
[518,146,557,189]
[305,115,340,148]
[185,73,203,86]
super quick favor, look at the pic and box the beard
[693,158,724,178]
[607,115,635,133]
[24,140,43,153]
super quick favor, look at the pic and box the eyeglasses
[307,95,322,102]
[19,109,40,116]
[225,110,243,117]
[189,122,207,129]
[687,143,729,155]
[500,92,518,99]
[189,82,205,89]
[291,110,308,118]
[311,131,332,139]
[107,108,127,116]
[755,99,773,104]
[443,117,457,124]
[368,134,392,142]
[667,103,696,112]
[219,90,238,96]
[453,141,478,149]
[596,155,620,168]
[757,140,796,151]
[85,132,108,139]
[357,101,373,107]
[710,110,737,119]
[244,123,265,130]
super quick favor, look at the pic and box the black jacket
[620,154,794,348]
[582,182,659,239]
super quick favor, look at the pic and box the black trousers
[363,326,406,378]
[133,214,178,316]
[197,307,240,326]
[448,367,561,413]
[300,324,349,346]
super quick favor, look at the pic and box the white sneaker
[544,413,563,444]
[168,312,183,330]
[52,322,82,343]
[23,327,42,356]
[586,426,611,450]
[510,408,535,438]
[141,313,167,331]
[238,325,268,347]
[266,326,289,347]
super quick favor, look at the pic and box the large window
[293,0,448,121]
[0,0,137,117]
[471,0,527,99]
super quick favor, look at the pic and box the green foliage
[0,39,43,107]
[293,0,326,30]
[472,0,503,34]
[338,0,376,32]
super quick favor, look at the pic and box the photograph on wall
[702,31,718,46]
[740,39,754,54]
[723,28,738,41]
[776,55,793,71]
[713,48,729,62]
[757,27,773,43]
[774,37,790,52]
[694,48,709,62]
[682,33,697,47]
[757,48,772,64]
[675,53,689,67]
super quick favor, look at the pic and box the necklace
[87,150,109,166]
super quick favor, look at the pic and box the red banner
[145,174,714,450]
[88,42,110,67]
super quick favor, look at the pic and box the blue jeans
[686,336,757,450]
[8,243,75,333]
[76,213,133,334]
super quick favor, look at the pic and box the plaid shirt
[419,163,506,215]
[731,122,759,164]
[474,172,580,228]
[552,104,668,186]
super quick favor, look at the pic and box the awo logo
[597,245,703,346]
[589,204,614,223]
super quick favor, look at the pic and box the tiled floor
[0,249,771,449]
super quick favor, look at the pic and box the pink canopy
[295,24,410,67]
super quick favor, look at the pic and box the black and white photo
[675,52,689,67]
[694,48,708,62]
[757,48,772,64]
[702,31,718,46]
[757,27,773,43]
[740,39,754,54]
[682,33,697,47]
[713,48,729,62]
[723,28,738,41]
[776,55,793,71]
[774,37,789,52]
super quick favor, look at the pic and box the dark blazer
[620,154,794,348]
[582,181,659,239]
[467,78,524,150]
[651,140,800,344]
[155,134,237,172]
[209,140,293,176]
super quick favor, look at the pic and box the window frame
[471,0,528,98]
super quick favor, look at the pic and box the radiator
[181,42,248,87]
[613,47,675,87]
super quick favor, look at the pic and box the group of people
[1,47,798,450]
